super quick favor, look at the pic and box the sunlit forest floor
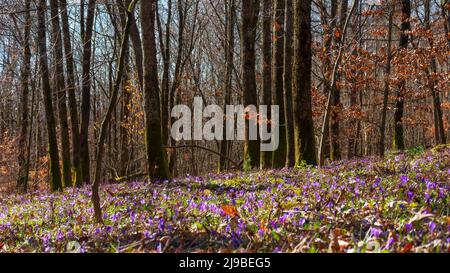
[0,146,449,253]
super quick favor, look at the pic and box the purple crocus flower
[428,222,436,233]
[56,231,64,242]
[404,223,413,233]
[407,191,414,202]
[158,218,165,231]
[400,176,408,187]
[385,237,395,249]
[370,227,382,238]
[298,218,306,226]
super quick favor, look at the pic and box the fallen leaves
[401,242,414,253]
[221,205,239,218]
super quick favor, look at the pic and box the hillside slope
[0,146,449,253]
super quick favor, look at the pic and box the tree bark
[80,0,96,185]
[50,0,72,187]
[92,0,136,224]
[293,0,317,166]
[17,0,32,193]
[141,0,170,180]
[393,0,410,151]
[425,0,446,145]
[320,0,338,161]
[37,0,63,191]
[241,0,261,170]
[61,0,83,187]
[283,0,294,168]
[160,0,172,147]
[329,0,348,161]
[219,0,235,172]
[318,0,359,166]
[380,5,394,157]
[260,0,272,169]
[271,0,286,168]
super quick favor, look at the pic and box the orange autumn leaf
[401,242,414,253]
[221,205,239,218]
[260,222,269,232]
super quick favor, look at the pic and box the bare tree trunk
[50,0,72,187]
[17,0,32,193]
[260,0,272,169]
[329,0,348,161]
[348,0,362,159]
[219,0,235,172]
[272,0,286,168]
[318,0,359,166]
[61,0,83,187]
[80,0,96,185]
[283,0,294,167]
[293,0,317,166]
[37,0,63,191]
[241,0,260,170]
[141,0,169,180]
[425,0,446,145]
[168,0,187,176]
[320,0,338,161]
[80,0,85,41]
[393,0,410,151]
[128,6,143,89]
[92,1,136,224]
[119,57,131,177]
[160,0,172,147]
[380,5,394,157]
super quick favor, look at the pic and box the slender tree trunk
[329,0,348,161]
[241,0,260,170]
[283,0,294,167]
[50,0,72,187]
[92,1,136,224]
[168,0,187,176]
[37,0,63,191]
[118,0,133,177]
[380,6,394,157]
[348,0,362,159]
[161,0,172,147]
[260,0,272,169]
[425,0,446,145]
[318,0,359,166]
[293,0,317,166]
[393,0,410,151]
[80,0,85,41]
[119,57,131,177]
[80,0,96,184]
[219,0,235,172]
[61,0,83,187]
[17,0,32,193]
[141,0,169,180]
[321,0,338,161]
[128,8,143,89]
[272,0,286,168]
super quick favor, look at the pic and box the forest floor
[0,146,449,253]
